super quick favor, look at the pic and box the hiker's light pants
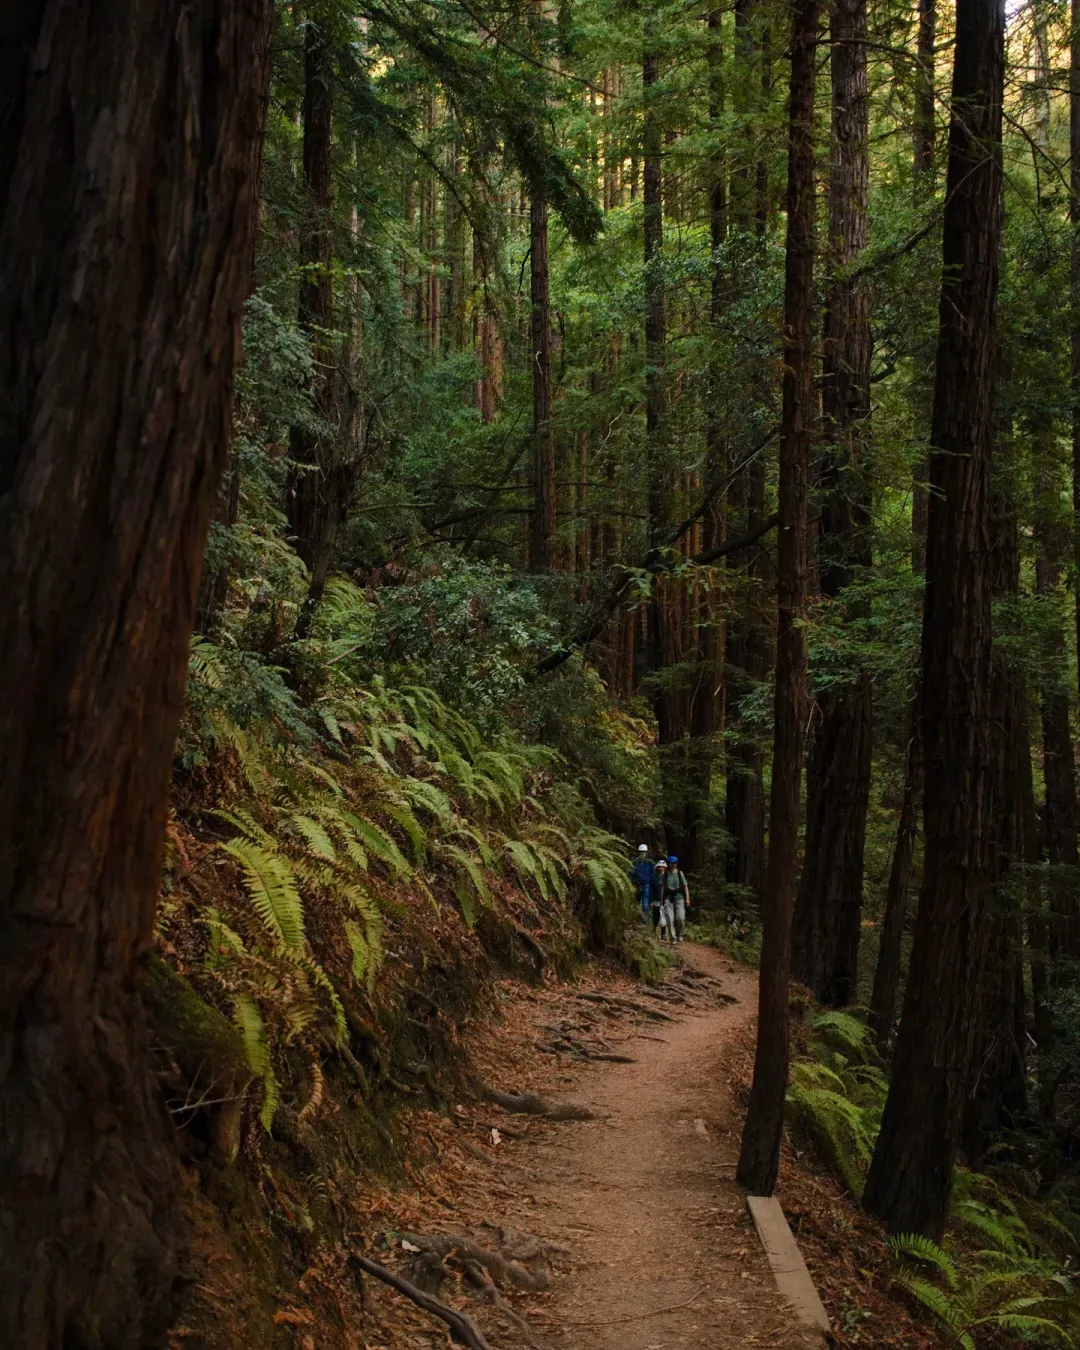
[672,895,686,938]
[660,898,675,936]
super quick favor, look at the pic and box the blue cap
[667,855,678,864]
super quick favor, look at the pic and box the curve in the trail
[516,945,827,1350]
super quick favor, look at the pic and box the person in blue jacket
[631,844,654,921]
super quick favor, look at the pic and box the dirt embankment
[172,942,940,1348]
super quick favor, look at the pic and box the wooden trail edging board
[746,1195,831,1338]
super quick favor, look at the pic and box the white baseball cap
[637,844,648,853]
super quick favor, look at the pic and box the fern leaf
[343,812,411,878]
[233,993,279,1131]
[223,839,305,948]
[290,813,337,861]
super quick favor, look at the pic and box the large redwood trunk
[863,0,1004,1237]
[737,0,816,1196]
[0,0,272,1343]
[792,0,872,1007]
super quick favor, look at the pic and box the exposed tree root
[484,1087,598,1120]
[350,1253,495,1349]
[405,1231,553,1290]
[573,991,675,1022]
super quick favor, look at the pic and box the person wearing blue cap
[663,855,690,942]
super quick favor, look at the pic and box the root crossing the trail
[367,944,828,1348]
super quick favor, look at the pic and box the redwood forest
[9,0,1080,1344]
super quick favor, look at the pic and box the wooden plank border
[746,1195,831,1337]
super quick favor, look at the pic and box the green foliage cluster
[172,585,638,1132]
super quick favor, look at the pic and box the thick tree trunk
[792,0,872,1007]
[863,0,1004,1238]
[0,1,272,1344]
[530,193,556,572]
[288,17,346,627]
[736,0,816,1196]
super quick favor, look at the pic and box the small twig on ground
[552,1287,703,1327]
[349,1252,496,1349]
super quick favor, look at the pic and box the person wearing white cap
[631,843,654,922]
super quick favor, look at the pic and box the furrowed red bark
[736,0,817,1196]
[863,0,1005,1237]
[792,0,872,1007]
[0,0,273,1343]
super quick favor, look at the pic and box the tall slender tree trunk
[736,0,817,1196]
[792,0,872,1007]
[530,193,556,571]
[863,0,1005,1237]
[288,17,347,630]
[0,1,272,1342]
[724,0,768,902]
[644,8,673,745]
[964,474,1029,1161]
[1034,450,1080,964]
[1072,0,1080,677]
[683,7,730,874]
[914,0,936,177]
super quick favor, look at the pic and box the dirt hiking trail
[520,942,825,1350]
[367,942,829,1349]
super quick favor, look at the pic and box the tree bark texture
[914,0,936,177]
[530,193,555,572]
[288,17,349,622]
[870,682,922,1043]
[736,0,816,1196]
[1034,452,1080,965]
[0,0,272,1344]
[792,0,872,1007]
[1072,0,1080,682]
[964,483,1029,1161]
[863,0,1004,1238]
[643,12,676,746]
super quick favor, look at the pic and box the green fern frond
[233,993,280,1131]
[384,801,427,863]
[289,813,337,860]
[888,1233,960,1290]
[442,843,491,926]
[223,839,305,948]
[403,777,453,820]
[343,812,411,878]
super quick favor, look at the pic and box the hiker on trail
[649,859,673,941]
[664,856,690,943]
[631,843,654,922]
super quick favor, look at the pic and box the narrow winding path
[506,944,826,1349]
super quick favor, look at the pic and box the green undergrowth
[785,1009,1080,1347]
[153,556,666,1341]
